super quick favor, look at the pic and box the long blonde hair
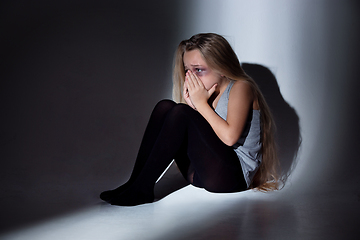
[172,33,282,191]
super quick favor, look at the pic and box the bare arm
[186,71,253,146]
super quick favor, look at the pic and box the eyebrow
[184,64,203,68]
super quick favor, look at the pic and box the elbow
[222,135,240,147]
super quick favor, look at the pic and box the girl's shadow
[154,63,301,199]
[242,63,301,183]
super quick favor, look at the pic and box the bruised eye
[194,68,206,76]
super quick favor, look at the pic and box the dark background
[0,0,182,232]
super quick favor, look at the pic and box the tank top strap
[215,80,235,120]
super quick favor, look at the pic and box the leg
[174,105,247,193]
[109,104,246,206]
[100,100,176,201]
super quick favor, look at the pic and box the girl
[100,33,281,206]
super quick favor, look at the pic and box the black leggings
[106,100,247,205]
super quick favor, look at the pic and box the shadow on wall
[242,63,301,183]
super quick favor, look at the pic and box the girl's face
[183,49,222,90]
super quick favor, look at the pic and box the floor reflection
[2,185,358,240]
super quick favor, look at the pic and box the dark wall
[0,0,181,232]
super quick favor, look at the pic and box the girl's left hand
[185,70,217,109]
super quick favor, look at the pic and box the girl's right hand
[183,80,196,110]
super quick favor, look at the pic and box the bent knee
[155,99,176,108]
[168,103,195,116]
[153,99,176,112]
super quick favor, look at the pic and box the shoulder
[229,80,254,99]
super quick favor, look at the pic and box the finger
[186,72,195,89]
[189,72,202,90]
[208,83,218,96]
[187,71,198,86]
[189,71,204,88]
[183,82,189,97]
[192,71,203,87]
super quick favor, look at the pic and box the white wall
[177,0,360,192]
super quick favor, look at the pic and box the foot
[100,182,130,202]
[109,188,154,206]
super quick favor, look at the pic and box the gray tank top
[215,80,262,187]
